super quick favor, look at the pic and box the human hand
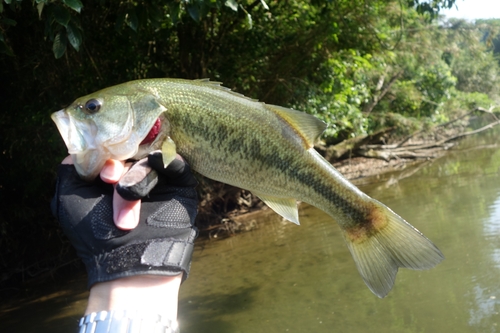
[59,156,142,230]
[51,153,199,288]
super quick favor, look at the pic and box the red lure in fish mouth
[140,118,161,145]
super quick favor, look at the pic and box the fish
[51,78,444,298]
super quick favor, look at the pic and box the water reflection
[468,285,499,332]
[485,195,500,237]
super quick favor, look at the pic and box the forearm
[85,274,182,317]
[79,275,183,333]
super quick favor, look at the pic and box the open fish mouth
[51,110,98,154]
[51,110,112,179]
[52,110,163,180]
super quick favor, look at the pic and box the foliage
[442,90,495,113]
[290,50,375,143]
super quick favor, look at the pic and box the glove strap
[78,310,179,333]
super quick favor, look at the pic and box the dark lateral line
[172,108,368,223]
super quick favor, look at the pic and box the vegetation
[1,0,500,289]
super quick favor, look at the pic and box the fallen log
[323,107,499,163]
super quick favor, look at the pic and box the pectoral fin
[255,193,300,225]
[161,137,177,168]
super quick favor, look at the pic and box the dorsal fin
[187,79,326,147]
[265,105,327,147]
[192,79,259,102]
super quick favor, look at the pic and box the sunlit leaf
[246,13,252,29]
[260,0,269,10]
[53,32,67,59]
[63,0,83,13]
[36,2,44,19]
[240,6,252,29]
[225,0,238,12]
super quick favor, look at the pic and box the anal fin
[255,193,300,225]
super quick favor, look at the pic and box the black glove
[51,155,198,288]
[115,152,198,201]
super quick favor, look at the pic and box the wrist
[79,309,179,333]
[85,274,182,320]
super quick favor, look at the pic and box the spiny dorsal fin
[182,79,326,147]
[192,79,259,102]
[265,105,327,147]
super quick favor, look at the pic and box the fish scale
[52,78,444,298]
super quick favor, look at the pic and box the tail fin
[342,200,444,298]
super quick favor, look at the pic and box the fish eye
[84,99,101,114]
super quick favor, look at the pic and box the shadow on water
[178,286,259,333]
[0,277,88,333]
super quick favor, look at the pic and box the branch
[363,70,403,115]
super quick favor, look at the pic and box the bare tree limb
[363,70,403,115]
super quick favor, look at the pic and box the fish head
[51,84,166,180]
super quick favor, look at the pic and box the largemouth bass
[51,78,443,298]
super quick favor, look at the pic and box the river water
[2,133,500,332]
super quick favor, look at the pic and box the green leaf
[1,18,17,26]
[37,2,44,19]
[126,10,138,31]
[52,5,71,27]
[66,21,82,51]
[0,43,13,56]
[53,31,67,59]
[245,12,252,29]
[148,7,163,29]
[115,11,126,31]
[63,0,83,13]
[225,0,238,12]
[169,3,181,25]
[240,6,252,29]
[186,3,200,22]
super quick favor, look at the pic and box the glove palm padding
[51,160,198,288]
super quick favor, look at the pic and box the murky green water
[3,134,500,332]
[178,141,500,332]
